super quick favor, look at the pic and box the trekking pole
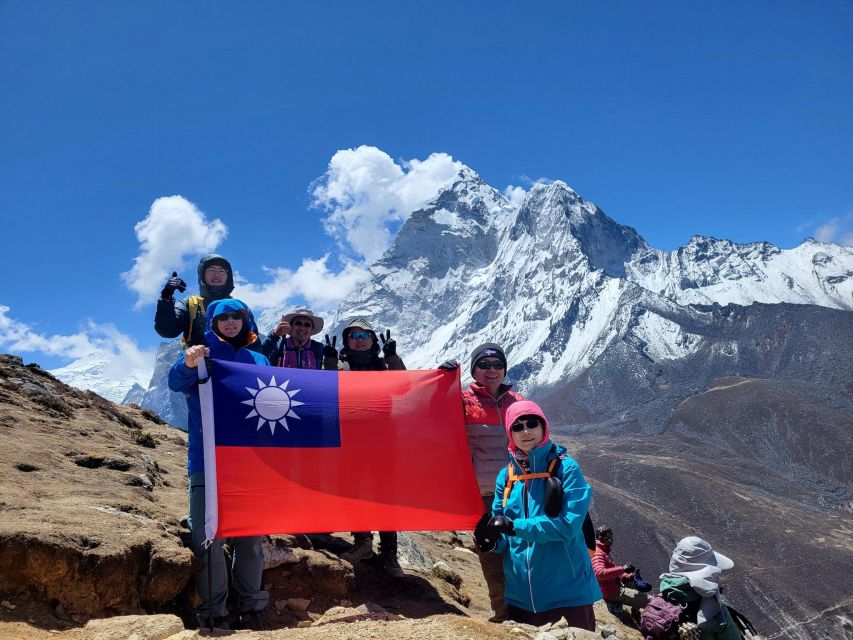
[206,543,213,633]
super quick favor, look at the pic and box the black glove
[323,335,338,358]
[474,512,497,552]
[438,359,459,370]
[489,515,515,536]
[160,271,187,300]
[379,330,396,358]
[623,563,636,574]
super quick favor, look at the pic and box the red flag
[199,359,484,538]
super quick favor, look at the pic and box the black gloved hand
[160,271,187,300]
[489,515,515,536]
[438,359,459,370]
[323,335,338,358]
[623,563,636,574]
[379,330,396,358]
[474,512,497,552]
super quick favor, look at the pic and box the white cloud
[122,196,228,309]
[0,305,155,394]
[311,145,465,262]
[233,256,370,312]
[504,185,527,208]
[813,213,853,247]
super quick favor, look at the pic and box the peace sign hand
[379,329,396,358]
[323,334,338,358]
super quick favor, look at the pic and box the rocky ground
[556,376,853,640]
[0,354,643,639]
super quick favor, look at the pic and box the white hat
[283,309,324,336]
[670,536,734,573]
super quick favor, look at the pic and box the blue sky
[1,1,852,377]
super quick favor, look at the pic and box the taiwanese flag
[198,358,483,539]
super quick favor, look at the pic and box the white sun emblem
[241,375,304,435]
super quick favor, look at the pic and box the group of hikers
[158,254,747,638]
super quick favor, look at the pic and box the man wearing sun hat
[659,537,742,639]
[261,308,330,370]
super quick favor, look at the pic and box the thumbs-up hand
[160,271,187,300]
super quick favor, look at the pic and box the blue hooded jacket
[492,401,602,613]
[168,298,269,475]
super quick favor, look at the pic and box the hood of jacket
[204,298,259,353]
[197,254,235,300]
[504,400,551,455]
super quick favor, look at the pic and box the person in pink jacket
[592,525,649,620]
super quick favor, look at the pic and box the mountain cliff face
[135,168,852,430]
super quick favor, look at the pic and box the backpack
[502,449,596,551]
[640,595,684,640]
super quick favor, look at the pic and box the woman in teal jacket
[475,400,601,628]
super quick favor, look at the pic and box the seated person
[659,536,743,639]
[592,525,650,620]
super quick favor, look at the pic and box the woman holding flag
[334,317,408,578]
[168,298,270,631]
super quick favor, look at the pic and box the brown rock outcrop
[0,354,192,614]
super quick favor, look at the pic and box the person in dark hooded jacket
[332,318,406,577]
[168,298,270,630]
[155,254,245,348]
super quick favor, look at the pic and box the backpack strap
[502,458,560,507]
[181,296,205,349]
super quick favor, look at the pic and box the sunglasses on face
[216,312,243,321]
[476,360,505,370]
[292,320,313,328]
[510,418,542,432]
[349,331,372,340]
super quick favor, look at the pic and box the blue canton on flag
[210,360,341,448]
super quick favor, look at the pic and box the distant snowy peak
[51,352,150,405]
[514,181,648,277]
[627,235,853,310]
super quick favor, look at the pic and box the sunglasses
[292,320,313,328]
[216,312,243,321]
[349,331,372,340]
[510,418,542,432]
[476,361,505,370]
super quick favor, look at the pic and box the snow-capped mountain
[139,166,852,427]
[627,235,853,308]
[50,351,151,405]
[327,170,851,389]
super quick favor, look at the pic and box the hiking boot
[380,553,405,578]
[341,537,374,564]
[233,610,263,631]
[196,614,230,632]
